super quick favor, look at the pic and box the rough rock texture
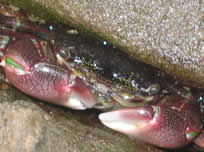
[1,0,203,88]
[0,81,165,152]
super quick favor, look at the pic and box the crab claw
[0,38,98,110]
[99,100,201,149]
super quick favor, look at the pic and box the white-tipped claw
[65,96,86,110]
[0,59,5,67]
[99,111,140,134]
[99,108,152,136]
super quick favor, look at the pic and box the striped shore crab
[0,5,203,150]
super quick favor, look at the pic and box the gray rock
[0,100,46,152]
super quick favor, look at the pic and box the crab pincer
[99,95,201,149]
[0,37,98,110]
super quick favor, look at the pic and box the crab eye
[5,57,25,73]
[149,84,160,95]
[59,49,71,59]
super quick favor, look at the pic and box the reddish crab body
[0,5,203,150]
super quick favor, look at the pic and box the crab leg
[99,95,201,149]
[0,14,54,34]
[0,14,56,43]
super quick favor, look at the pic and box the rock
[0,100,46,152]
[0,0,203,88]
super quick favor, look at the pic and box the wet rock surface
[1,0,203,88]
[0,81,165,152]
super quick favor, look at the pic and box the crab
[0,5,203,150]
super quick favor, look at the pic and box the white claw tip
[99,112,137,135]
[99,110,150,137]
[0,60,5,67]
[65,97,86,110]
